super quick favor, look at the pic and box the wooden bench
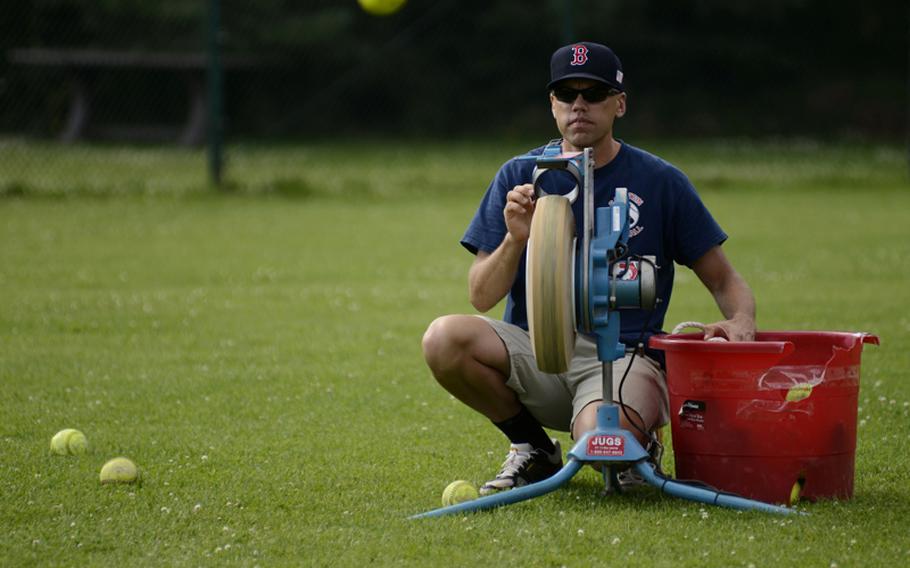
[8,48,254,145]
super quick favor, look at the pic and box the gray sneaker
[617,466,647,488]
[618,438,663,489]
[479,440,563,495]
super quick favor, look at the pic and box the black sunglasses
[551,85,619,104]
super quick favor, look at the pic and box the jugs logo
[591,435,622,447]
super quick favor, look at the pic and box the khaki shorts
[480,316,669,434]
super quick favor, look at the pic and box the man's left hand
[702,314,755,342]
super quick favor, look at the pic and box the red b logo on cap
[570,45,588,66]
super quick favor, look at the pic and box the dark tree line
[1,0,904,140]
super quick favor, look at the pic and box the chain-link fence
[1,1,905,196]
[2,2,207,194]
[3,1,539,195]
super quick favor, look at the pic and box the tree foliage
[1,0,904,139]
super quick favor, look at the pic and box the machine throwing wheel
[526,195,576,374]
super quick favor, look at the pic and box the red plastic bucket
[649,331,879,505]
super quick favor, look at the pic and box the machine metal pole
[602,361,613,415]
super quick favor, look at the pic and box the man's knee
[422,315,472,373]
[572,401,649,444]
[422,315,507,377]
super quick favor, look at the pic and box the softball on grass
[99,457,139,484]
[50,429,89,455]
[789,480,802,505]
[442,480,478,506]
[358,0,407,16]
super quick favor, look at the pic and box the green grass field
[2,139,909,566]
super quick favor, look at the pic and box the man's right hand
[468,184,538,312]
[504,184,536,243]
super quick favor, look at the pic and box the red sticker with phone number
[587,435,625,457]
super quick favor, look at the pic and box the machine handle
[531,160,581,203]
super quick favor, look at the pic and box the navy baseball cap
[547,42,624,92]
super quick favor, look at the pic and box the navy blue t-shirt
[461,141,727,357]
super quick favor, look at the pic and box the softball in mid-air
[358,0,407,16]
[50,429,89,455]
[441,480,479,506]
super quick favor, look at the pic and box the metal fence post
[560,0,575,44]
[207,0,224,187]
